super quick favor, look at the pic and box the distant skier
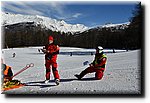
[42,36,60,85]
[70,52,73,56]
[75,46,107,80]
[113,49,115,53]
[12,53,16,58]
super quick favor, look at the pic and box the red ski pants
[80,66,105,80]
[45,60,60,80]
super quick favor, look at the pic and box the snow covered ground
[1,47,141,94]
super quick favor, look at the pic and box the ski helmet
[49,36,54,41]
[96,46,103,53]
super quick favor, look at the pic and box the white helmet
[97,46,103,50]
[96,46,103,53]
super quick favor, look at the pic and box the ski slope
[1,47,141,94]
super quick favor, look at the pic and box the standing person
[42,36,60,85]
[75,46,107,80]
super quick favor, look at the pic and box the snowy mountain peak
[101,22,130,28]
[1,12,89,33]
[89,22,130,30]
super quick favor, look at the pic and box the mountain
[87,22,130,32]
[2,12,130,34]
[1,12,88,34]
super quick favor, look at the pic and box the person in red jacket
[42,36,60,85]
[75,46,107,80]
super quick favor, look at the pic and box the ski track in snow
[1,47,141,94]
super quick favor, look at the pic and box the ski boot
[55,79,60,85]
[44,80,49,84]
[74,74,82,80]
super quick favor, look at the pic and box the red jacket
[44,43,60,62]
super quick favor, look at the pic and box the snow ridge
[1,12,89,33]
[2,12,130,34]
[89,22,130,30]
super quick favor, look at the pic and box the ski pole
[11,63,34,79]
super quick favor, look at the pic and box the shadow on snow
[24,77,98,88]
[24,81,56,88]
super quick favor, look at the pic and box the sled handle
[26,63,34,68]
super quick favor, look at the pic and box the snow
[1,12,129,34]
[101,22,130,28]
[1,12,88,33]
[1,47,141,94]
[89,22,130,30]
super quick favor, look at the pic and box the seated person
[1,59,13,83]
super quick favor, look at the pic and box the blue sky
[1,1,138,27]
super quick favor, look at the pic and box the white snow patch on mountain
[1,12,89,33]
[101,22,130,28]
[89,22,130,30]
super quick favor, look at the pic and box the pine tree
[125,3,143,49]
